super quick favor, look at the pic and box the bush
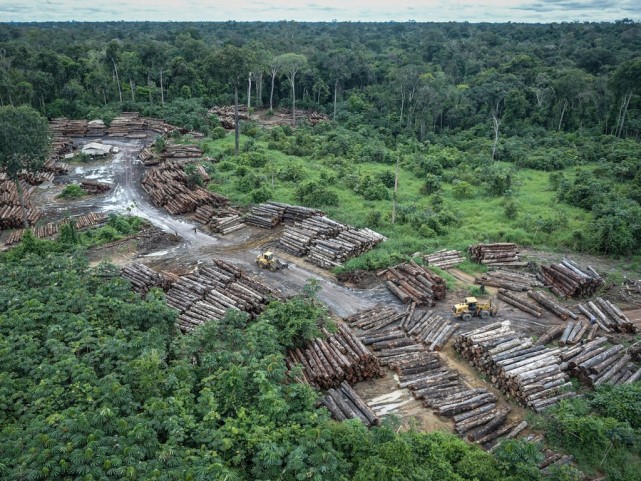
[452,180,474,199]
[58,184,85,199]
[251,186,273,203]
[420,174,441,194]
[296,181,340,208]
[211,126,226,139]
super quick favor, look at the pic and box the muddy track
[48,136,400,317]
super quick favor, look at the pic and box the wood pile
[403,309,460,351]
[468,243,525,266]
[49,118,88,137]
[307,228,386,269]
[80,180,111,194]
[527,290,578,321]
[211,215,246,235]
[18,171,55,185]
[377,260,446,307]
[539,450,574,474]
[475,269,543,291]
[280,109,330,125]
[86,119,106,136]
[4,212,108,245]
[286,324,383,389]
[537,259,603,298]
[142,162,229,215]
[424,249,464,269]
[576,298,636,333]
[138,146,159,165]
[498,289,543,318]
[165,259,282,331]
[560,337,641,387]
[0,180,40,228]
[321,381,380,427]
[121,263,170,296]
[557,321,591,346]
[145,117,180,136]
[279,215,344,255]
[246,202,286,228]
[454,321,576,411]
[160,143,203,161]
[208,105,250,129]
[107,112,146,138]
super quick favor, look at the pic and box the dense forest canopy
[1,20,640,138]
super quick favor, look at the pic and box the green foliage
[0,105,51,179]
[452,180,474,199]
[58,183,85,199]
[296,181,340,207]
[184,163,204,187]
[251,186,273,203]
[211,126,227,139]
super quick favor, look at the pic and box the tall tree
[213,45,251,154]
[275,53,307,125]
[0,106,50,227]
[610,58,641,138]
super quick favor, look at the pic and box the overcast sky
[1,0,640,23]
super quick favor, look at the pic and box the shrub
[452,180,474,199]
[420,174,441,194]
[296,181,340,208]
[58,184,85,199]
[251,186,273,203]
[211,126,226,139]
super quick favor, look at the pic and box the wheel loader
[452,297,498,321]
[256,251,287,272]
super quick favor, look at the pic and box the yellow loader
[256,251,287,272]
[452,297,498,321]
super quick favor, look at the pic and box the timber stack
[403,308,460,351]
[121,263,170,296]
[321,381,380,427]
[208,105,250,129]
[497,289,543,318]
[307,227,385,269]
[0,179,40,228]
[576,298,636,333]
[424,249,464,269]
[377,260,446,306]
[145,117,180,136]
[537,258,603,298]
[246,202,286,228]
[527,290,577,321]
[165,259,283,331]
[560,337,641,387]
[142,162,229,215]
[211,215,246,235]
[468,243,525,266]
[86,119,106,136]
[107,112,146,138]
[279,215,345,255]
[476,270,542,291]
[557,321,591,346]
[138,147,159,165]
[4,211,108,245]
[80,180,111,194]
[49,118,89,137]
[286,324,383,389]
[160,143,203,161]
[454,321,576,411]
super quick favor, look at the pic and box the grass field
[199,132,594,271]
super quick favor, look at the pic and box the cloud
[0,0,639,22]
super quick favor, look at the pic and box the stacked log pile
[86,119,106,136]
[557,321,591,346]
[211,215,246,235]
[0,180,40,228]
[403,309,460,351]
[537,259,603,298]
[279,109,330,125]
[527,290,578,321]
[377,261,446,306]
[160,143,203,161]
[49,118,88,137]
[469,243,525,266]
[80,180,111,194]
[138,146,159,165]
[4,211,108,245]
[424,249,464,269]
[539,450,575,474]
[279,215,345,255]
[107,112,146,138]
[43,136,73,175]
[475,270,543,291]
[246,202,286,228]
[145,117,180,136]
[208,106,250,129]
[321,381,380,427]
[498,289,543,318]
[121,263,170,296]
[576,298,636,333]
[142,162,229,215]
[165,259,282,331]
[560,337,641,387]
[286,324,383,389]
[454,321,576,411]
[307,228,386,269]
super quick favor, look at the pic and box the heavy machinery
[452,297,498,321]
[256,251,287,271]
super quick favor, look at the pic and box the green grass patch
[58,184,85,199]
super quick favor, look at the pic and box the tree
[0,105,50,227]
[213,45,251,154]
[275,53,307,125]
[610,58,641,138]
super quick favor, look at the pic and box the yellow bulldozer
[452,297,498,321]
[256,251,287,272]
